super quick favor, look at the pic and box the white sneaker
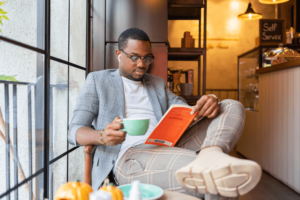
[175,147,262,197]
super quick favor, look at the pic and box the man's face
[117,39,153,81]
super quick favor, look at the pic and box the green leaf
[0,75,19,82]
[0,29,2,33]
[0,20,3,26]
[3,15,9,20]
[0,11,7,14]
[0,2,6,6]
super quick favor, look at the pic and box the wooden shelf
[169,4,204,8]
[168,0,204,6]
[168,0,204,20]
[168,48,204,60]
[168,7,201,20]
[246,74,258,79]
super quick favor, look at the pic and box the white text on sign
[262,23,281,40]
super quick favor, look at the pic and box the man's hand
[190,95,220,121]
[102,116,126,146]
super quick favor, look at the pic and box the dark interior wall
[106,0,168,42]
[296,1,300,33]
[91,0,168,81]
[91,0,106,72]
[278,0,296,30]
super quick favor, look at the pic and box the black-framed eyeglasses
[119,49,154,65]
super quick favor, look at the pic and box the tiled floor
[230,150,300,200]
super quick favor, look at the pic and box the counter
[236,62,300,194]
[256,59,300,74]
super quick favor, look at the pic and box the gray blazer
[68,69,187,190]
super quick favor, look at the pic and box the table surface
[158,190,201,200]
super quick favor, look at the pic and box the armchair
[83,145,96,185]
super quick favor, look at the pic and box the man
[68,28,261,200]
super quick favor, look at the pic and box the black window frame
[0,0,91,199]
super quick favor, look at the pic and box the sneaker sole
[175,161,262,197]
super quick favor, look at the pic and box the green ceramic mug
[120,118,150,136]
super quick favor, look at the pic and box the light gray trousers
[115,99,245,200]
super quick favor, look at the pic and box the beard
[121,68,147,81]
[128,74,144,81]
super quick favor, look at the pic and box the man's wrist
[99,129,107,146]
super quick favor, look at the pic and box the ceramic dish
[118,183,163,200]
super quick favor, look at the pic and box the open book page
[144,104,198,147]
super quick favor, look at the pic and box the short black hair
[118,28,151,50]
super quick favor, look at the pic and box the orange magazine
[145,104,200,147]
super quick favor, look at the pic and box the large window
[0,0,91,199]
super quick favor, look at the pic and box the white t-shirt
[114,76,158,173]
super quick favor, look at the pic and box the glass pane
[50,60,68,159]
[0,41,45,196]
[70,0,86,67]
[0,1,45,49]
[50,0,69,61]
[68,146,85,182]
[238,50,260,110]
[7,172,44,200]
[68,67,86,149]
[50,156,67,200]
[0,41,44,83]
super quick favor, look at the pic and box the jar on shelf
[286,30,292,44]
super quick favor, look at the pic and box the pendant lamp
[259,0,289,4]
[238,2,262,20]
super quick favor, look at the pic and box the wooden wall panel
[236,65,300,194]
[273,71,278,178]
[282,70,288,185]
[269,72,275,176]
[236,113,246,155]
[251,111,256,162]
[252,110,258,164]
[240,112,248,157]
[240,111,249,158]
[277,70,284,182]
[261,73,268,171]
[92,0,105,72]
[294,67,300,192]
[265,73,270,172]
[287,68,294,188]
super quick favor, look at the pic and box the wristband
[100,129,107,146]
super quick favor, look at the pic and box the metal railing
[0,80,68,200]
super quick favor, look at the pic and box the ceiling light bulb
[259,0,289,4]
[238,2,262,20]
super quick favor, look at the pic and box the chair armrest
[84,145,96,154]
[83,145,96,185]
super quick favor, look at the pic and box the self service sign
[259,19,286,45]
